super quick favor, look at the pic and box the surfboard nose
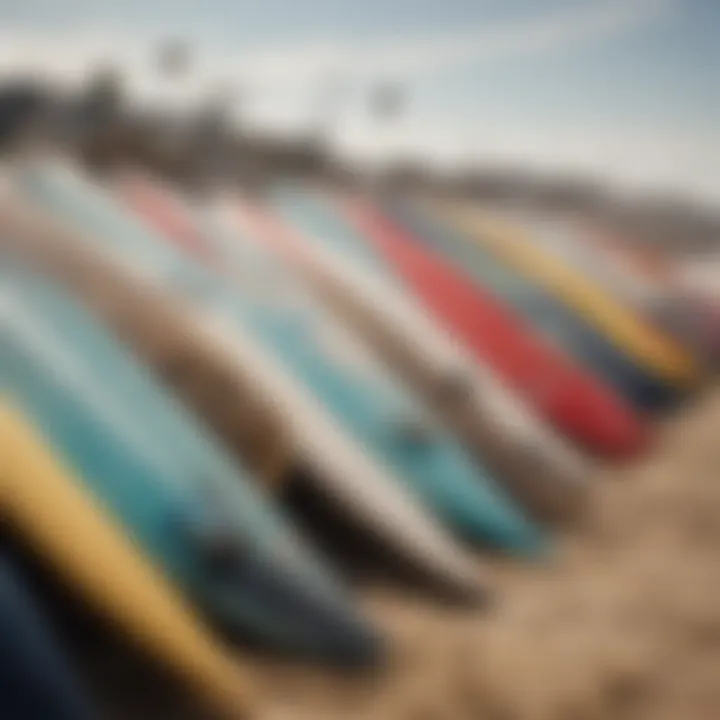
[450,487,547,558]
[196,533,382,667]
[436,454,548,557]
[243,563,382,669]
[591,404,653,460]
[395,438,547,558]
[288,585,382,669]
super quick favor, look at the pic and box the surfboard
[237,188,591,524]
[521,210,717,366]
[3,228,288,488]
[677,255,720,305]
[0,400,253,718]
[9,159,489,601]
[116,171,210,257]
[437,201,701,391]
[0,259,380,667]
[576,221,720,363]
[6,250,287,498]
[334,193,642,457]
[0,551,97,720]
[386,198,668,417]
[521,212,663,307]
[111,170,543,558]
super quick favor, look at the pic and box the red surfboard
[114,172,210,258]
[339,197,646,458]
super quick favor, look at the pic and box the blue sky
[1,0,718,203]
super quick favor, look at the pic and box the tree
[0,81,49,148]
[80,64,124,127]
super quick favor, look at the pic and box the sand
[242,387,720,720]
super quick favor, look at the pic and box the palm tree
[369,81,404,122]
[156,38,192,79]
[366,80,405,192]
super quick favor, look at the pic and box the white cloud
[228,0,674,84]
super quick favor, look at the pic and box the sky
[0,0,718,204]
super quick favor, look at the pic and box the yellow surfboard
[0,401,253,719]
[437,202,701,389]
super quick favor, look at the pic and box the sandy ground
[240,387,720,720]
